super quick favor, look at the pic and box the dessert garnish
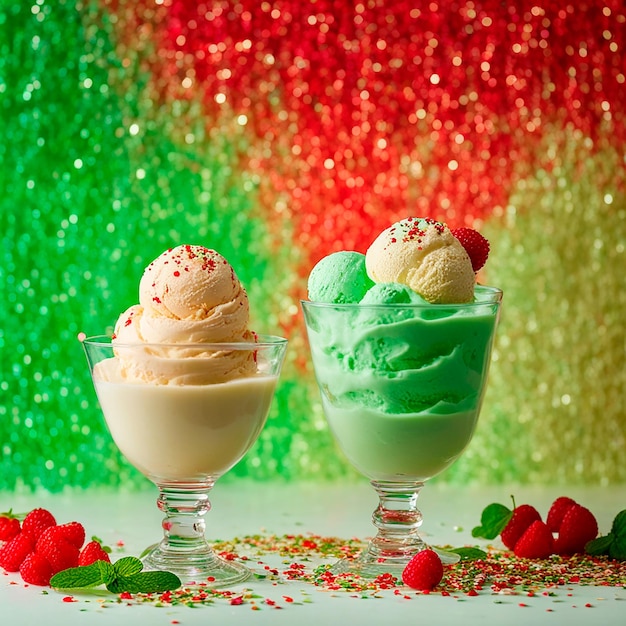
[50,556,181,594]
[401,549,444,590]
[451,226,490,272]
[0,506,180,592]
[471,495,625,560]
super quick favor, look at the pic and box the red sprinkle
[70,532,625,611]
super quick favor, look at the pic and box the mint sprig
[585,509,626,560]
[50,556,181,594]
[471,502,513,540]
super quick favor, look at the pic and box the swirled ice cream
[87,245,286,483]
[110,245,256,384]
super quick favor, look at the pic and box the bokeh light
[1,0,624,491]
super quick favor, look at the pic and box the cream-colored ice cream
[138,245,250,338]
[93,357,279,482]
[111,245,256,384]
[365,217,475,304]
[84,245,287,496]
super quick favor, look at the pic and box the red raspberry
[19,552,53,586]
[0,533,36,572]
[514,520,555,559]
[554,504,598,555]
[44,522,86,550]
[36,530,79,574]
[546,496,577,533]
[451,227,490,272]
[500,504,542,550]
[401,549,444,590]
[0,515,21,542]
[21,508,56,541]
[78,540,111,566]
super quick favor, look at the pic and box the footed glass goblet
[83,335,287,586]
[302,286,502,577]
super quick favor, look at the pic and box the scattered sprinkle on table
[75,533,626,610]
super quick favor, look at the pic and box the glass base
[326,479,461,579]
[141,541,251,587]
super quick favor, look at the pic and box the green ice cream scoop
[360,282,428,305]
[308,251,374,303]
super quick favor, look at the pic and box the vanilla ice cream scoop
[365,217,475,304]
[111,245,256,383]
[136,245,251,343]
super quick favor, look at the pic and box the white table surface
[2,481,625,625]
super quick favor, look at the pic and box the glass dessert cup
[83,335,287,587]
[302,286,502,577]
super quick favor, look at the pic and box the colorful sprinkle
[67,533,626,611]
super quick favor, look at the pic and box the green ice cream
[302,286,501,482]
[303,218,500,576]
[360,282,427,305]
[307,251,374,303]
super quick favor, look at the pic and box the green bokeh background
[1,2,334,491]
[1,2,625,492]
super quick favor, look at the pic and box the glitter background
[1,0,625,491]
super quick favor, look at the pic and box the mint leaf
[472,503,512,539]
[50,556,180,594]
[113,556,143,577]
[609,534,626,560]
[107,571,181,594]
[585,533,614,556]
[610,510,626,536]
[98,560,117,585]
[585,509,626,561]
[50,562,106,590]
[448,546,488,561]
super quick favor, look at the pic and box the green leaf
[98,560,117,585]
[584,510,626,561]
[585,533,614,556]
[610,510,626,537]
[113,556,143,577]
[608,534,626,561]
[50,562,106,590]
[107,571,181,594]
[471,503,512,539]
[106,575,143,595]
[448,546,488,561]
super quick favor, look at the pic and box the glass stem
[367,480,426,562]
[142,481,250,585]
[156,484,214,556]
